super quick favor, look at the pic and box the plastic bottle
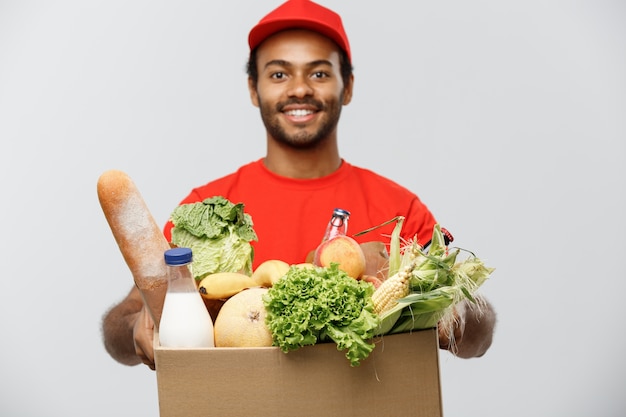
[159,247,215,348]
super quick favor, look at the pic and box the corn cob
[371,268,411,315]
[372,246,421,315]
[372,269,409,314]
[372,231,453,315]
[372,236,423,315]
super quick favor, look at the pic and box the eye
[271,72,286,80]
[312,71,329,79]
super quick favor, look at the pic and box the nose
[287,74,313,98]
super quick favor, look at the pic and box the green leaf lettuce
[263,263,380,367]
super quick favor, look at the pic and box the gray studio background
[1,1,624,416]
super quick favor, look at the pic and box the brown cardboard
[154,328,442,417]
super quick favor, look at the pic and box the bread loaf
[97,169,171,326]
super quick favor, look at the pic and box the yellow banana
[198,272,258,300]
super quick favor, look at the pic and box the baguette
[97,169,171,327]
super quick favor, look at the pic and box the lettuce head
[264,263,380,367]
[169,196,257,279]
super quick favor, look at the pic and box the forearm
[101,288,143,366]
[454,296,496,358]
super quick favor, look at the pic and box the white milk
[159,292,215,348]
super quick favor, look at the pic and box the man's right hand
[133,305,156,370]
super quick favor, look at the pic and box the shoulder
[346,163,417,198]
[179,159,264,204]
[343,162,437,244]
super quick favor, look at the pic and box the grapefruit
[213,287,273,347]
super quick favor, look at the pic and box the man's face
[249,29,353,149]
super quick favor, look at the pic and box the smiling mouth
[284,109,316,117]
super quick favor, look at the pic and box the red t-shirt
[164,159,437,270]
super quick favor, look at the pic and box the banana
[198,272,258,300]
[251,259,290,287]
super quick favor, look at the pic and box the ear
[342,74,354,105]
[248,77,260,108]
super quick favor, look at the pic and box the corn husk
[374,224,494,337]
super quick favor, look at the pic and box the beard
[258,94,344,149]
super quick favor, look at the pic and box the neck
[264,138,341,179]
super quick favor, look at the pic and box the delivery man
[102,0,496,370]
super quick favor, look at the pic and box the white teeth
[285,109,313,117]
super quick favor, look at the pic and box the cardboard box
[154,328,442,417]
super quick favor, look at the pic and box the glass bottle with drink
[313,208,350,265]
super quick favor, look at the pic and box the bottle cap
[333,208,350,217]
[164,247,193,265]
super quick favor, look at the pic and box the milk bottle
[159,247,215,348]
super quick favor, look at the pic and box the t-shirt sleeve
[402,196,438,246]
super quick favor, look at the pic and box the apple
[251,259,290,287]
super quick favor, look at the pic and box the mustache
[276,98,325,111]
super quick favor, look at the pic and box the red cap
[248,0,351,63]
